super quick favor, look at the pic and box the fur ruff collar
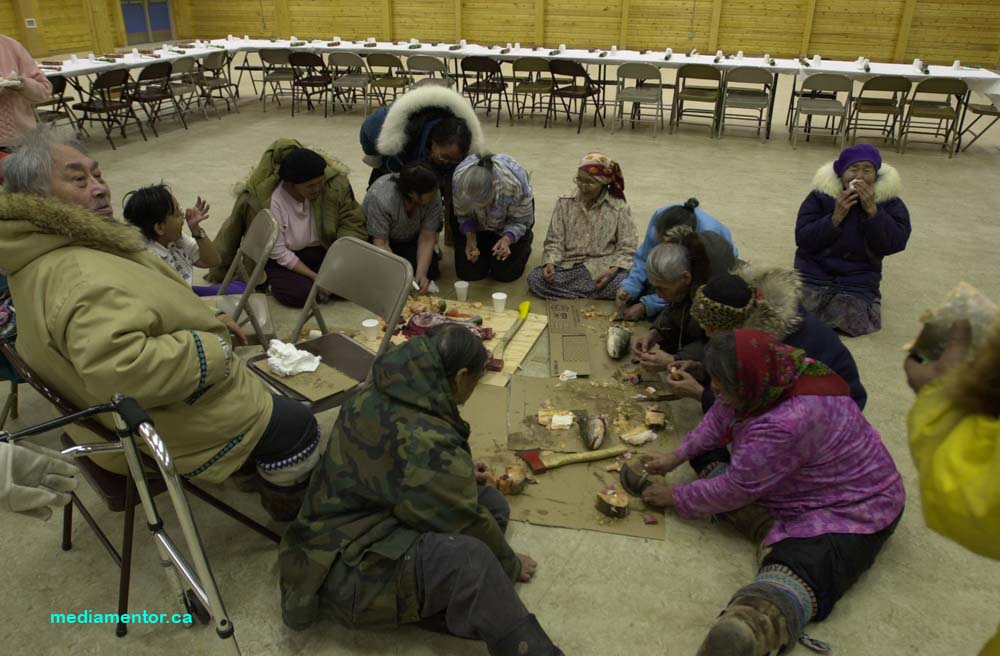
[737,265,804,340]
[375,87,486,156]
[811,161,901,202]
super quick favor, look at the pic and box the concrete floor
[2,75,999,656]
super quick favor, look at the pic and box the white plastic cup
[361,319,379,341]
[455,281,470,301]
[506,42,513,49]
[333,35,341,42]
[411,38,418,44]
[736,50,743,59]
[559,44,566,52]
[763,53,770,62]
[70,53,78,62]
[491,292,508,313]
[665,48,673,56]
[460,39,467,47]
[88,52,95,60]
[610,45,617,53]
[243,35,250,41]
[290,35,297,41]
[514,42,521,49]
[227,34,234,41]
[716,49,723,58]
[952,60,961,70]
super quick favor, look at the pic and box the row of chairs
[36,51,239,150]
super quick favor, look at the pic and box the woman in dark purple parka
[794,144,910,336]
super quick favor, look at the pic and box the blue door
[121,0,174,45]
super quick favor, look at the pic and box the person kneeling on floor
[642,330,905,655]
[280,324,562,655]
[0,127,319,521]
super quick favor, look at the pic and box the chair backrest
[296,237,413,355]
[617,62,660,82]
[513,57,549,74]
[217,210,278,344]
[137,61,172,82]
[549,59,588,79]
[91,68,130,91]
[913,77,967,97]
[801,73,852,93]
[677,64,721,82]
[860,75,911,94]
[462,56,502,74]
[49,74,67,96]
[407,55,448,74]
[201,50,227,71]
[172,57,196,75]
[328,51,366,70]
[259,49,291,66]
[289,51,324,69]
[367,53,404,70]
[725,66,771,85]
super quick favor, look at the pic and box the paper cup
[460,39,467,47]
[952,60,961,69]
[665,48,673,56]
[559,44,566,52]
[455,281,470,301]
[610,45,617,52]
[243,35,250,40]
[491,292,508,313]
[361,319,380,341]
[514,42,521,49]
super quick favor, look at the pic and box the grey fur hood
[375,86,486,157]
[811,161,902,202]
[736,264,804,340]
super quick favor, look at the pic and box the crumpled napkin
[266,339,320,377]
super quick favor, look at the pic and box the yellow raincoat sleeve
[907,378,1000,656]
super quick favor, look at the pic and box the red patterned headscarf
[733,329,849,419]
[578,152,625,200]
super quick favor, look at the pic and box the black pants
[453,228,533,283]
[390,237,441,280]
[762,512,902,621]
[414,486,529,642]
[251,395,319,463]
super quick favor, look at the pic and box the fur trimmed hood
[811,161,901,202]
[0,193,146,275]
[737,264,804,340]
[375,86,486,157]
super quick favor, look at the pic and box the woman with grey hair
[451,153,534,282]
[527,152,637,299]
[632,226,736,366]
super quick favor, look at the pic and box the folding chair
[129,61,188,137]
[211,210,279,348]
[257,49,293,112]
[848,75,911,147]
[407,55,454,89]
[0,379,17,430]
[461,56,513,127]
[72,68,147,151]
[328,51,372,115]
[34,75,85,137]
[198,50,240,113]
[959,100,1000,153]
[0,342,275,650]
[545,59,603,133]
[233,51,264,97]
[718,66,774,141]
[671,64,723,136]
[366,53,411,107]
[247,237,412,414]
[614,62,666,135]
[170,57,219,121]
[790,74,852,149]
[899,78,968,158]
[289,52,332,117]
[511,57,551,120]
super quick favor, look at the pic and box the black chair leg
[115,478,137,638]
[61,500,73,551]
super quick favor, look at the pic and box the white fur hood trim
[375,87,486,156]
[811,162,901,203]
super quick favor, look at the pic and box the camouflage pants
[414,486,530,642]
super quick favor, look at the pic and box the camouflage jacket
[278,336,521,630]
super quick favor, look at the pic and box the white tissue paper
[267,339,321,377]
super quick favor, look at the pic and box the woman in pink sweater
[641,329,904,656]
[0,35,52,149]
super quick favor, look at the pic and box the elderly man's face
[48,144,112,218]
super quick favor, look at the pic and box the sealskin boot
[697,590,797,656]
[720,503,774,547]
[258,478,309,522]
[488,614,563,656]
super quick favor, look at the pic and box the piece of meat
[401,312,495,339]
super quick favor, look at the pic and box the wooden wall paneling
[462,1,536,47]
[543,0,621,50]
[382,0,392,40]
[274,0,292,38]
[618,0,629,49]
[38,0,96,53]
[892,0,916,61]
[626,0,714,53]
[535,0,544,46]
[717,0,808,57]
[10,0,47,55]
[172,0,193,39]
[391,1,454,43]
[708,0,723,51]
[455,0,462,42]
[800,0,816,57]
[287,0,382,41]
[1,3,20,39]
[189,0,277,39]
[904,1,1000,66]
[809,1,905,61]
[107,0,127,47]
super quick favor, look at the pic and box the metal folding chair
[614,62,666,135]
[407,55,454,89]
[848,75,912,147]
[289,52,332,117]
[671,64,723,136]
[328,51,372,115]
[366,53,411,107]
[511,57,551,120]
[719,66,774,141]
[211,209,279,348]
[129,61,188,137]
[790,73,853,149]
[247,237,412,414]
[170,57,220,121]
[462,56,513,127]
[545,59,603,133]
[198,50,240,113]
[900,77,968,158]
[71,68,147,151]
[34,75,85,137]
[959,100,1000,153]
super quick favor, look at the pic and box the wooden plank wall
[9,0,999,65]
[905,0,1000,66]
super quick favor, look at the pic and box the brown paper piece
[269,361,358,402]
[354,299,549,387]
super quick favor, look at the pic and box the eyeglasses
[574,177,603,189]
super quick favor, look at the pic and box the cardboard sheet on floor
[546,299,651,382]
[354,298,549,387]
[258,361,358,402]
[507,375,676,454]
[464,381,706,541]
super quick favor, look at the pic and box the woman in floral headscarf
[527,152,638,299]
[641,330,904,656]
